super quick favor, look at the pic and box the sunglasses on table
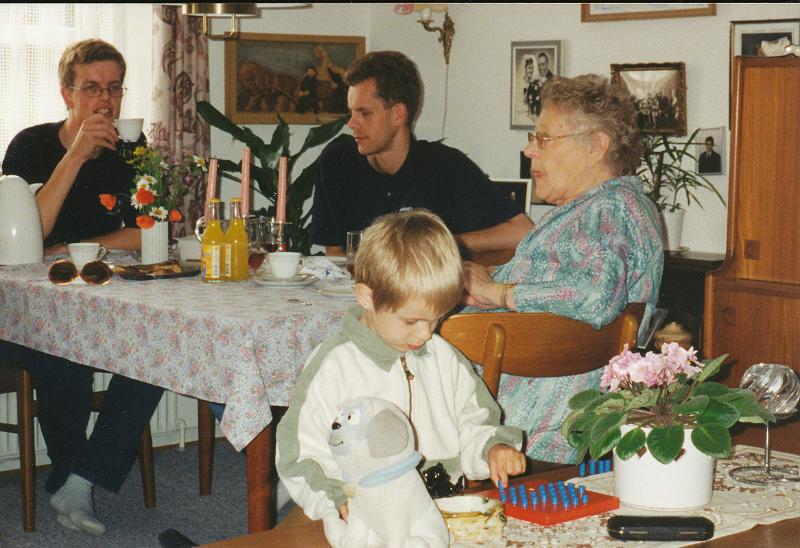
[48,260,113,286]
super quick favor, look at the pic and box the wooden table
[205,460,800,547]
[0,260,353,532]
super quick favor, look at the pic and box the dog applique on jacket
[324,396,449,548]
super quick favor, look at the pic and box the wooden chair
[439,302,644,479]
[0,359,156,532]
[439,302,645,398]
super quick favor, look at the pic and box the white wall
[207,3,800,253]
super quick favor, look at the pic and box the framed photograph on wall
[491,178,532,211]
[695,127,725,176]
[581,4,716,23]
[510,40,563,129]
[610,62,687,136]
[225,33,365,125]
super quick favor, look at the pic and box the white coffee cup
[177,236,201,262]
[115,118,144,142]
[268,252,303,279]
[68,242,108,270]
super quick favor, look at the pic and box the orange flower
[99,194,117,211]
[135,188,156,206]
[168,209,183,222]
[136,215,156,229]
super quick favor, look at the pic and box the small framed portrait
[695,127,725,176]
[225,32,365,125]
[610,62,687,136]
[510,40,563,129]
[492,178,532,211]
[581,3,716,23]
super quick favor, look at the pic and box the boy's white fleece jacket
[276,307,522,520]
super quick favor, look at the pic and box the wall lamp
[182,3,258,40]
[418,7,455,65]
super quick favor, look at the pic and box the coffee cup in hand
[268,252,303,279]
[115,118,144,142]
[68,242,108,270]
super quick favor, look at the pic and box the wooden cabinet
[704,56,800,453]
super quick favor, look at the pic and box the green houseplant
[197,101,348,254]
[561,343,774,464]
[638,129,726,214]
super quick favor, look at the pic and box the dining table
[0,255,355,532]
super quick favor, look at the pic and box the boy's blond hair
[355,209,463,314]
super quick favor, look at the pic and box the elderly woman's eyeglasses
[69,83,126,98]
[527,130,587,148]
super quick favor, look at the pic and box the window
[0,4,152,165]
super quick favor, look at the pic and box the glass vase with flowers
[99,144,206,263]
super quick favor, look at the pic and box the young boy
[276,209,525,524]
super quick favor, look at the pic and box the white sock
[50,474,107,536]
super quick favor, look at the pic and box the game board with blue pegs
[474,459,619,526]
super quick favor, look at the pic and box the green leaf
[691,424,731,458]
[693,354,728,383]
[589,411,626,444]
[568,389,602,411]
[294,116,349,158]
[589,426,621,460]
[646,425,684,464]
[729,397,775,424]
[615,427,646,460]
[674,395,710,416]
[697,398,740,428]
[626,388,658,410]
[693,382,729,397]
[585,392,625,413]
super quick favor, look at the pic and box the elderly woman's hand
[463,261,506,309]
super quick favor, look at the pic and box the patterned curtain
[151,5,210,237]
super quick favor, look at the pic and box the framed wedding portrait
[224,32,365,125]
[610,62,687,136]
[510,40,563,129]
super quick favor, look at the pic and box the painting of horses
[225,33,365,125]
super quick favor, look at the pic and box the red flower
[168,209,183,222]
[135,188,156,206]
[136,215,156,229]
[99,194,117,211]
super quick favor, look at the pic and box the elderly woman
[464,74,663,463]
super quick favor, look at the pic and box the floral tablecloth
[459,445,799,547]
[0,262,353,450]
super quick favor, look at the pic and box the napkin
[300,256,350,279]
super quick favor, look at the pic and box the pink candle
[241,146,251,215]
[205,157,218,215]
[276,155,288,223]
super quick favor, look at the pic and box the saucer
[252,273,318,287]
[314,283,355,299]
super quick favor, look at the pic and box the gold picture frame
[581,3,716,23]
[611,62,687,136]
[224,33,365,125]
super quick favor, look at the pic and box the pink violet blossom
[600,343,702,392]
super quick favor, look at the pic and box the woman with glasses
[0,39,161,537]
[2,38,141,256]
[463,74,663,464]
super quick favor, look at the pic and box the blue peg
[579,462,586,476]
[530,492,538,508]
[582,493,589,505]
[589,460,596,475]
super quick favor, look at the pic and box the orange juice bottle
[201,199,225,283]
[224,198,249,281]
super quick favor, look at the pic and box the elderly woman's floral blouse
[475,176,663,463]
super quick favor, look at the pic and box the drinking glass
[729,363,800,485]
[346,230,362,278]
[246,216,279,271]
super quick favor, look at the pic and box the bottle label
[203,244,221,279]
[225,244,232,277]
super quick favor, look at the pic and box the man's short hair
[705,136,715,145]
[355,209,463,314]
[345,51,422,128]
[58,39,126,87]
[538,52,549,62]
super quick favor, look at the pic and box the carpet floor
[0,441,271,547]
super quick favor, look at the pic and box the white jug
[0,174,44,265]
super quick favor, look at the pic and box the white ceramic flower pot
[141,221,169,264]
[661,209,685,251]
[613,425,715,510]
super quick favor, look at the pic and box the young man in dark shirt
[1,39,161,537]
[310,51,533,257]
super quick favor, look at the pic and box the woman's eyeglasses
[527,130,588,148]
[69,83,126,98]
[48,260,113,286]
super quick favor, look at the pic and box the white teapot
[0,174,44,265]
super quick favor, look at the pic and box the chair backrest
[439,303,645,398]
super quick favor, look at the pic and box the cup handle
[97,246,108,261]
[194,216,206,242]
[298,257,304,269]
